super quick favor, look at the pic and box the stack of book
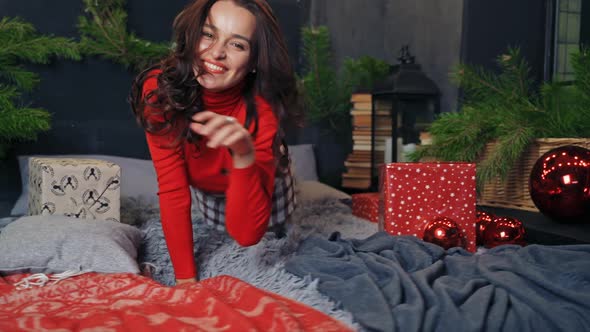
[341,93,393,189]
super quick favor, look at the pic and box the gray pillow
[289,144,319,181]
[295,180,351,203]
[0,215,143,274]
[11,154,160,216]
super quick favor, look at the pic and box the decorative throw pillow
[0,215,143,274]
[289,144,319,181]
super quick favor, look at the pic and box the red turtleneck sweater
[143,71,277,279]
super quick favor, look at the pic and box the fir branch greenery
[299,26,390,132]
[0,17,80,158]
[409,47,590,190]
[78,0,170,72]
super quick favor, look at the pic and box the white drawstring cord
[14,273,49,290]
[15,270,89,290]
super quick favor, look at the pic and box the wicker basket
[478,138,590,212]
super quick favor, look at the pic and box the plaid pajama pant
[192,170,297,232]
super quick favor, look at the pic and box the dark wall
[461,0,548,82]
[0,0,305,209]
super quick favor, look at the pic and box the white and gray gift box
[28,158,121,222]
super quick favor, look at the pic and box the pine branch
[0,84,21,110]
[408,106,492,163]
[496,48,532,99]
[0,18,80,65]
[0,17,80,156]
[342,56,391,92]
[0,85,50,141]
[0,17,80,92]
[477,125,535,190]
[0,36,80,64]
[539,83,576,136]
[0,84,20,104]
[300,26,338,121]
[451,64,505,103]
[299,26,389,132]
[0,17,36,43]
[78,0,170,72]
[0,105,51,141]
[417,47,590,185]
[126,33,171,69]
[0,61,39,91]
[572,47,590,98]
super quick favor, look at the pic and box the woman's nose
[211,41,226,59]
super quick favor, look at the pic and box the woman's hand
[190,111,255,168]
[176,278,197,285]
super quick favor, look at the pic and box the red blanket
[0,273,352,331]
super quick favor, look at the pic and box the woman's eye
[202,31,214,39]
[231,42,245,50]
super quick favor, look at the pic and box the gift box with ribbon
[28,158,121,222]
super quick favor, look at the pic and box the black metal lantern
[370,45,440,190]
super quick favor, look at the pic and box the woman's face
[196,0,256,92]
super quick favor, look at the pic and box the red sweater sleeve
[142,74,196,279]
[225,97,278,246]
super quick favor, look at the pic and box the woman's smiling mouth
[203,61,226,74]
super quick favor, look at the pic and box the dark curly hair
[129,0,302,169]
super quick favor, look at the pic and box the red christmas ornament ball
[482,217,526,248]
[476,211,495,246]
[529,145,590,222]
[423,216,466,250]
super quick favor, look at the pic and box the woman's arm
[224,123,276,246]
[190,97,278,246]
[225,98,277,246]
[143,75,197,281]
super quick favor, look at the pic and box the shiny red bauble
[476,211,495,246]
[529,145,590,222]
[482,217,526,248]
[422,216,466,250]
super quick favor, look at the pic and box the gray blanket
[285,231,590,332]
[137,197,378,330]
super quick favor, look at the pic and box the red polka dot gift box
[378,162,477,252]
[351,192,380,223]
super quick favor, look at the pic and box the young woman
[129,0,301,284]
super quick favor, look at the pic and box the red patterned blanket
[0,273,352,331]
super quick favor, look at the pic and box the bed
[0,146,370,331]
[1,147,590,332]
